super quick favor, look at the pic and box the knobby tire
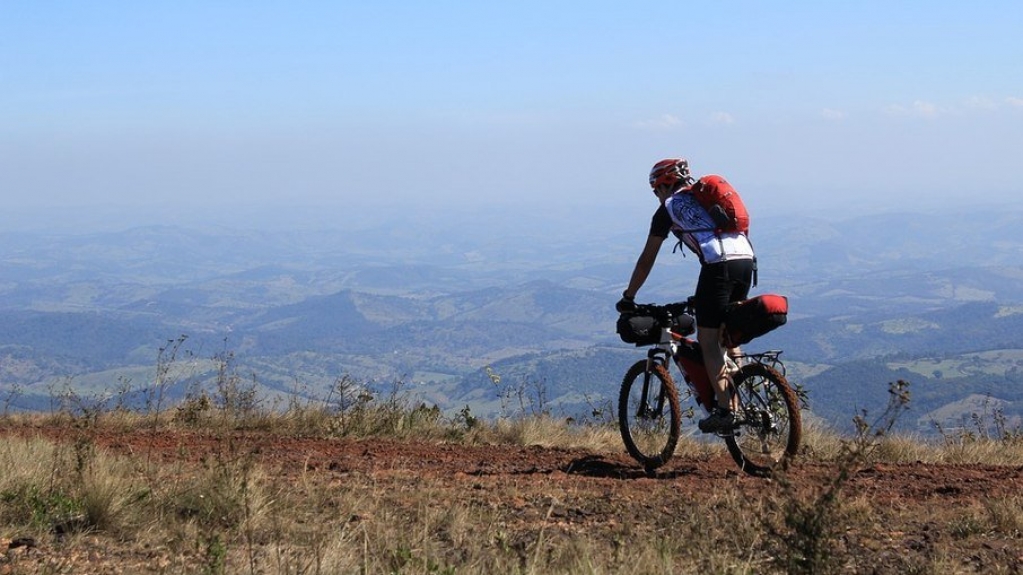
[724,362,802,477]
[618,360,681,471]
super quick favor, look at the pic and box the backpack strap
[746,234,758,287]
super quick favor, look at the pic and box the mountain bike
[616,298,801,477]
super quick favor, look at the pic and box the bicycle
[616,297,801,477]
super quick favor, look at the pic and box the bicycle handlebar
[630,297,696,322]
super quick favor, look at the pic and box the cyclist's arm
[624,234,665,299]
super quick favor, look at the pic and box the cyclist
[616,158,756,434]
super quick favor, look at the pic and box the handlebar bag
[616,313,661,346]
[724,294,788,346]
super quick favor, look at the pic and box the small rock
[8,537,36,550]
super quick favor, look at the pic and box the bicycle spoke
[618,360,681,470]
[724,362,801,477]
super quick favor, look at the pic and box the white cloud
[633,114,684,130]
[911,100,941,118]
[965,96,998,110]
[881,95,1023,118]
[883,100,942,118]
[821,108,846,120]
[882,104,905,116]
[709,111,735,125]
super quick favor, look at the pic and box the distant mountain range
[2,203,1022,434]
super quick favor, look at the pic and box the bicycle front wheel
[618,360,681,470]
[725,362,802,477]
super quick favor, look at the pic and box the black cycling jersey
[649,205,673,239]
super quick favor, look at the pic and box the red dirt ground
[3,424,1023,573]
[24,426,1018,501]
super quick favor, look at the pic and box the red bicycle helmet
[649,158,693,189]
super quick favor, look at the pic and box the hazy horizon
[3,190,1023,237]
[4,2,1022,235]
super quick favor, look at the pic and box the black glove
[616,292,636,313]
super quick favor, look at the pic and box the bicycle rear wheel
[725,362,801,477]
[618,360,681,470]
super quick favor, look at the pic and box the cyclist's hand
[616,293,636,313]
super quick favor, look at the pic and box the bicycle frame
[647,321,787,416]
[646,326,716,413]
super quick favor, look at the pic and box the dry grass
[1,376,1021,574]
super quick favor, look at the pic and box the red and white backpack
[688,175,750,235]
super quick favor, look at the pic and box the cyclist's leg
[694,263,732,410]
[724,262,754,366]
[697,325,729,407]
[695,259,755,410]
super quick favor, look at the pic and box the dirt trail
[16,426,1023,501]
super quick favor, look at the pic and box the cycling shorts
[693,258,755,329]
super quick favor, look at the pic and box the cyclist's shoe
[698,407,736,434]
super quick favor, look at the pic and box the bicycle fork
[637,353,669,419]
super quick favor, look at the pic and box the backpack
[689,175,749,234]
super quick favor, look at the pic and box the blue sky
[3,1,1022,227]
